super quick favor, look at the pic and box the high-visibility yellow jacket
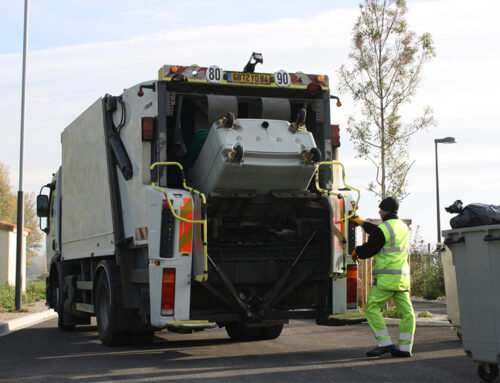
[373,219,410,291]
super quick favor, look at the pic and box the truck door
[45,170,62,261]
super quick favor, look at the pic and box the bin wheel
[223,112,235,128]
[296,108,306,124]
[309,147,322,163]
[478,363,499,382]
[232,145,244,162]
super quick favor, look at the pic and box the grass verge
[0,281,46,312]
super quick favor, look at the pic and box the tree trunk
[378,35,386,200]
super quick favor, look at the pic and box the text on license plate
[227,72,271,85]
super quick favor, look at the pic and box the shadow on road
[0,320,476,383]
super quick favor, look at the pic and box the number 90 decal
[207,65,223,83]
[274,70,291,87]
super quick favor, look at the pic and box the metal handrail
[150,161,208,282]
[314,161,361,278]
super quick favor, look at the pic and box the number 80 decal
[206,65,223,84]
[274,70,291,87]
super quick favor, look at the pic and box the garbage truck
[36,54,360,346]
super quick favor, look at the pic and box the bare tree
[338,0,435,199]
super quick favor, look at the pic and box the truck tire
[95,268,131,346]
[131,330,155,346]
[50,270,75,331]
[258,324,284,340]
[225,322,261,341]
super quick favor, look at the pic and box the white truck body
[61,99,115,259]
[37,60,360,346]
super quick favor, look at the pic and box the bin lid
[443,223,500,237]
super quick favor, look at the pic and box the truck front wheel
[95,269,131,346]
[50,270,75,331]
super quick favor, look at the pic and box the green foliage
[0,162,43,264]
[25,280,46,302]
[0,281,46,312]
[409,226,445,300]
[383,305,401,318]
[0,284,14,312]
[0,163,16,222]
[418,311,433,318]
[338,0,436,199]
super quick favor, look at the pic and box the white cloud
[1,0,499,244]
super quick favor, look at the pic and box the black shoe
[366,345,395,357]
[391,348,412,358]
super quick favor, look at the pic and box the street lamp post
[15,0,29,311]
[434,137,456,244]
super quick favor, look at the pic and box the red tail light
[331,124,340,147]
[347,264,358,309]
[307,82,322,93]
[161,268,176,316]
[142,117,155,142]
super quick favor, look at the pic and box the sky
[1,0,499,245]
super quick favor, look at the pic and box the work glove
[349,215,365,227]
[351,249,359,263]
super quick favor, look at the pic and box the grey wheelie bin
[440,244,461,336]
[443,224,500,382]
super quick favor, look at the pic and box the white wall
[0,223,27,291]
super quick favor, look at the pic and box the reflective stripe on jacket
[373,219,410,291]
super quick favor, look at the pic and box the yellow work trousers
[365,285,416,352]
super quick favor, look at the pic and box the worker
[350,196,415,358]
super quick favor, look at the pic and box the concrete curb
[0,309,57,338]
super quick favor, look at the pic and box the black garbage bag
[446,200,500,228]
[445,200,464,214]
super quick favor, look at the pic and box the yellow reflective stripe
[157,72,330,90]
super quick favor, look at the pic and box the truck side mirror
[37,195,50,217]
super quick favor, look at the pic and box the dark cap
[379,196,399,213]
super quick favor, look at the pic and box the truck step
[76,281,93,290]
[75,303,95,314]
[165,320,217,334]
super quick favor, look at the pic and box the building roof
[0,220,31,234]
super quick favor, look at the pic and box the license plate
[227,72,271,85]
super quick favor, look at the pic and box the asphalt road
[0,318,480,383]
